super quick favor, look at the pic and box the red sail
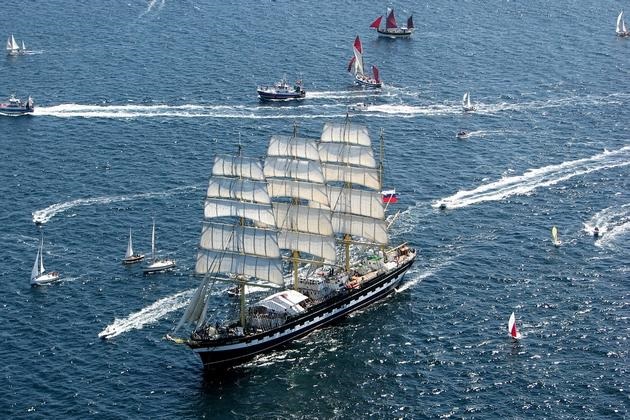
[407,15,414,29]
[510,323,519,338]
[372,65,380,83]
[386,8,397,29]
[347,57,356,72]
[369,16,382,29]
[353,36,362,54]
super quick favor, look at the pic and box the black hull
[189,257,415,369]
[377,29,413,37]
[257,92,305,101]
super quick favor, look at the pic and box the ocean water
[1,0,628,418]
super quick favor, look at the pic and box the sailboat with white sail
[143,220,175,273]
[462,92,475,112]
[347,36,382,88]
[616,11,630,37]
[168,119,416,369]
[122,228,145,264]
[508,312,522,340]
[6,34,20,56]
[31,236,61,286]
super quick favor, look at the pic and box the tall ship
[169,119,416,369]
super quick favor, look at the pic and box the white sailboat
[143,220,175,273]
[551,225,561,247]
[616,11,630,37]
[30,236,60,286]
[508,312,522,339]
[462,92,475,112]
[6,34,19,56]
[122,228,145,264]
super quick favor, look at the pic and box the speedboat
[257,79,305,101]
[456,130,469,139]
[348,102,370,111]
[0,94,34,115]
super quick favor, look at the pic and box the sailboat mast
[39,237,45,274]
[151,219,156,260]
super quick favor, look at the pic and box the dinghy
[508,312,522,339]
[616,11,630,37]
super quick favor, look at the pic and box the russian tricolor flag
[381,189,398,204]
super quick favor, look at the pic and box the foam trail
[32,185,198,224]
[584,204,630,248]
[99,289,195,339]
[395,259,452,293]
[435,146,630,209]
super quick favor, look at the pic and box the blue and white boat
[257,78,306,101]
[0,94,34,115]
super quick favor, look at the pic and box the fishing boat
[551,225,561,247]
[143,220,175,273]
[257,78,305,101]
[31,236,60,286]
[462,92,475,112]
[122,228,145,264]
[348,36,382,88]
[0,94,34,115]
[6,34,20,56]
[370,8,414,38]
[168,119,416,369]
[508,312,522,339]
[616,11,630,37]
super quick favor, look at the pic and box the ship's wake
[98,289,195,339]
[434,146,630,210]
[584,204,630,248]
[32,185,197,224]
[395,258,452,293]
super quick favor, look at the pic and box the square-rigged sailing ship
[168,119,416,369]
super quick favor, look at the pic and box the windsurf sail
[508,312,522,339]
[551,225,560,245]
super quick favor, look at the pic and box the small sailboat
[616,11,630,37]
[551,225,561,247]
[6,34,19,56]
[347,36,382,88]
[143,219,175,274]
[462,92,475,112]
[370,8,414,38]
[122,228,145,264]
[20,40,26,54]
[31,236,60,286]
[508,312,522,340]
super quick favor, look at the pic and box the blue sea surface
[1,0,628,418]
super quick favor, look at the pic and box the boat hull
[188,256,415,369]
[377,28,413,38]
[257,90,306,101]
[354,76,382,88]
[123,254,145,265]
[31,272,60,286]
[143,259,176,273]
[0,106,34,115]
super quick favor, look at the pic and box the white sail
[267,135,320,161]
[150,220,156,259]
[199,223,280,257]
[175,278,213,332]
[195,251,284,286]
[321,163,380,190]
[267,179,330,207]
[264,157,325,183]
[207,177,271,204]
[31,246,41,281]
[353,42,364,76]
[272,202,334,236]
[321,122,372,146]
[463,92,470,108]
[212,155,265,180]
[278,231,336,261]
[7,34,19,53]
[332,213,388,244]
[617,11,625,33]
[204,198,276,226]
[326,186,384,219]
[318,143,377,168]
[21,40,25,51]
[125,229,134,258]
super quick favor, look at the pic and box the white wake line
[395,259,452,293]
[32,185,198,224]
[99,289,195,339]
[435,146,630,209]
[584,204,630,248]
